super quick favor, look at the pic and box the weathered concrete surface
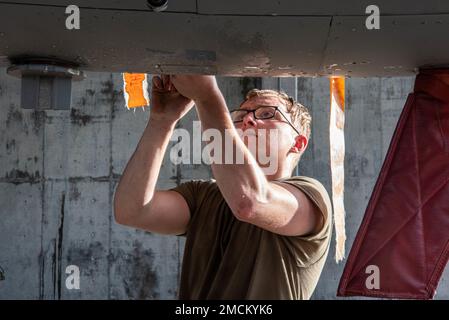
[2,2,449,77]
[0,69,448,299]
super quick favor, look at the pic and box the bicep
[123,190,191,235]
[242,182,322,237]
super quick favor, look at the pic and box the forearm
[114,119,175,222]
[195,93,270,216]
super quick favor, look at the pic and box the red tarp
[338,69,449,299]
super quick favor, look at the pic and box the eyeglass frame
[229,105,302,136]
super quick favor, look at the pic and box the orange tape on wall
[123,73,150,109]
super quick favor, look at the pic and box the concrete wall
[0,69,448,299]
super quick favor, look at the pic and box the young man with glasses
[114,75,332,299]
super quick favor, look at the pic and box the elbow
[113,192,132,226]
[113,190,148,227]
[114,210,127,226]
[232,187,271,222]
[233,198,257,222]
[113,198,125,225]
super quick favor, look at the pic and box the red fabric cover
[338,70,449,299]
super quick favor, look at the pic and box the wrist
[146,117,177,132]
[195,88,224,108]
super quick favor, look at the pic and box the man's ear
[290,135,308,153]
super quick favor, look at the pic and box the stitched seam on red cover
[426,238,449,298]
[435,101,449,154]
[412,103,427,288]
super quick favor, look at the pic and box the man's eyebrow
[239,104,281,110]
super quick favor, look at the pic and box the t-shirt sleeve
[278,177,333,267]
[169,180,205,236]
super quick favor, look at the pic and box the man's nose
[242,112,257,129]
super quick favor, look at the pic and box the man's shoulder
[277,175,321,184]
[276,176,329,196]
[275,175,333,222]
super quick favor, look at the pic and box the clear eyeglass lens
[231,107,276,122]
[231,110,246,122]
[255,107,276,119]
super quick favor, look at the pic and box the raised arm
[113,75,194,235]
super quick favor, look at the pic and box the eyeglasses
[230,105,301,136]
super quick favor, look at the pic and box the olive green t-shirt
[170,176,333,300]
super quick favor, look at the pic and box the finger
[167,75,174,91]
[166,76,173,91]
[162,74,170,90]
[152,75,163,90]
[171,74,181,91]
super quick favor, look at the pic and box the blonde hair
[243,89,312,139]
